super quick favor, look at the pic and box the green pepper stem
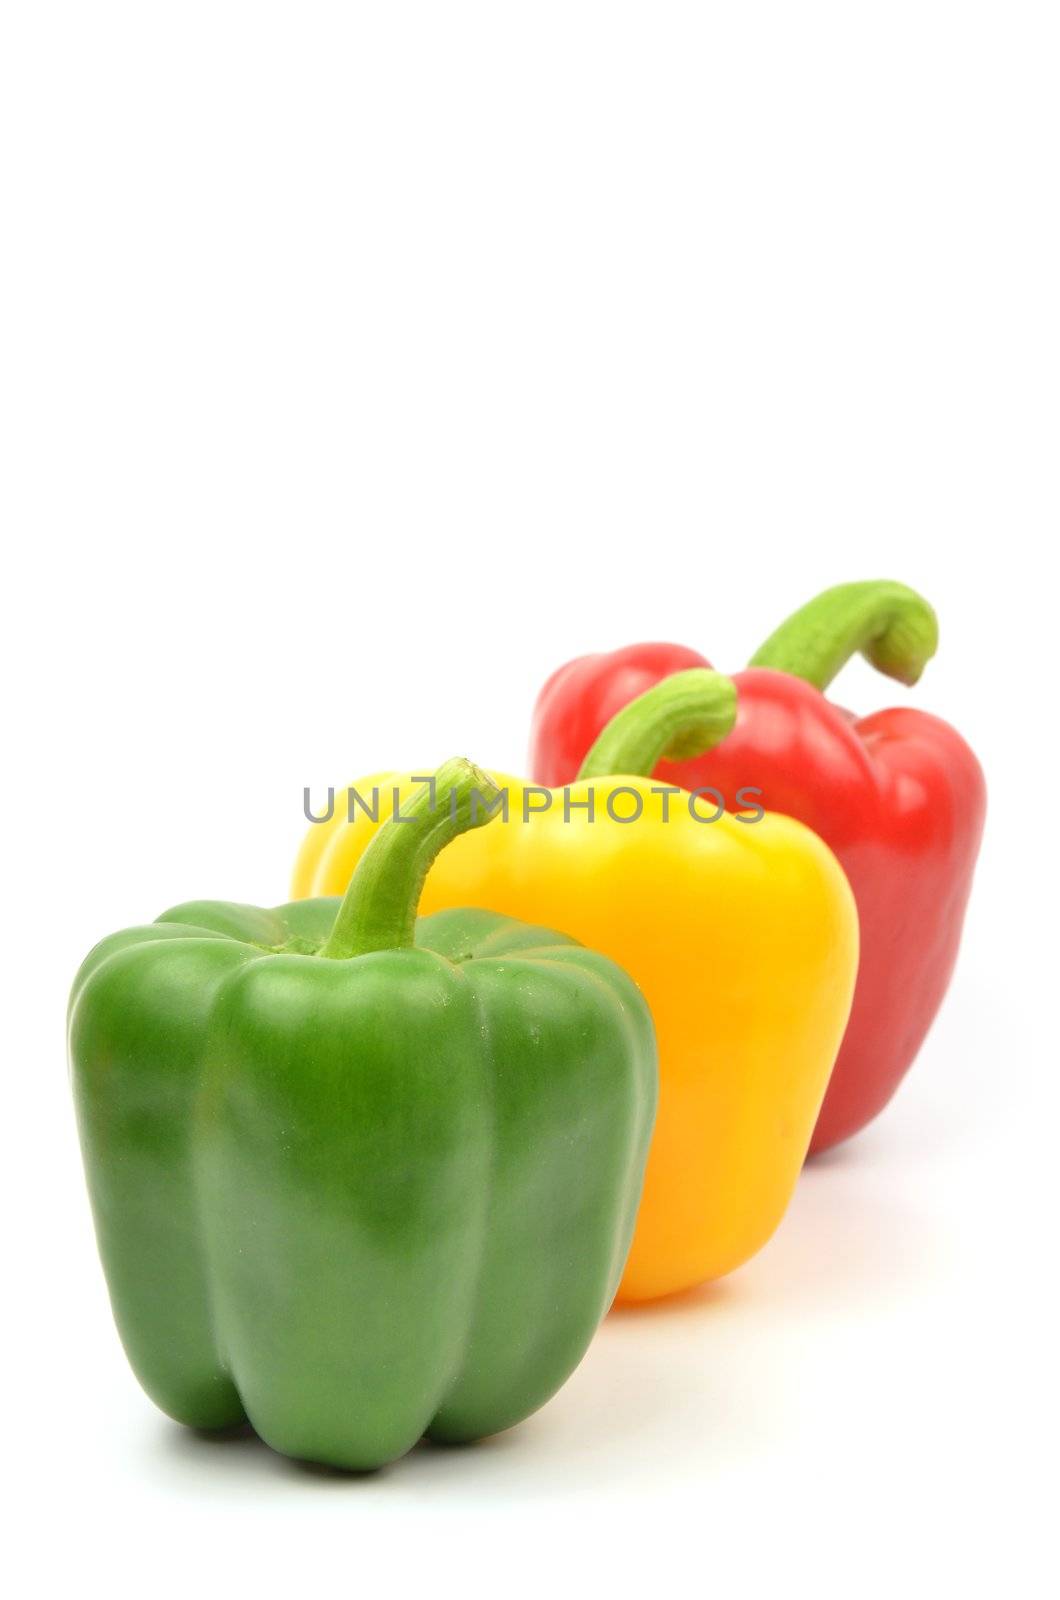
[321,758,501,959]
[576,670,738,780]
[748,580,939,691]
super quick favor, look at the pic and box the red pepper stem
[321,758,501,959]
[749,580,939,691]
[576,670,738,780]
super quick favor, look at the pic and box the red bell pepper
[529,581,986,1153]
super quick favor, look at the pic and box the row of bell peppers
[69,579,985,1470]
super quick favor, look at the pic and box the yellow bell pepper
[293,671,858,1303]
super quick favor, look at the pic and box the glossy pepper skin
[528,581,986,1154]
[70,762,656,1469]
[294,676,858,1303]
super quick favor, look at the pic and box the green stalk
[577,670,737,780]
[749,580,938,691]
[321,758,500,959]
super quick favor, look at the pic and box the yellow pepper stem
[576,670,738,780]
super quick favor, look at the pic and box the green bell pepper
[69,759,656,1470]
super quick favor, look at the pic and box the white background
[3,3,1058,1594]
